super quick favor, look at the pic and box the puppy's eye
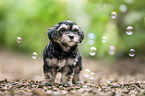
[60,28,66,32]
[72,25,79,33]
[73,29,79,33]
[58,24,67,33]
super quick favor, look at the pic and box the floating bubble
[102,36,107,43]
[83,69,91,78]
[109,51,115,55]
[32,52,38,59]
[16,37,22,43]
[87,33,96,45]
[111,12,117,19]
[109,45,116,55]
[89,72,95,80]
[102,36,106,39]
[102,40,106,43]
[126,26,133,35]
[87,40,95,45]
[88,33,96,39]
[109,45,116,50]
[89,47,97,56]
[128,49,136,57]
[119,4,128,13]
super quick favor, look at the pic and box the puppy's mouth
[61,41,77,47]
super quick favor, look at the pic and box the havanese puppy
[43,20,84,86]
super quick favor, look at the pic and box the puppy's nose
[69,35,74,39]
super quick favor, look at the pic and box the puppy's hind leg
[43,64,57,86]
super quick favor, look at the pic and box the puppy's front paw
[42,80,54,86]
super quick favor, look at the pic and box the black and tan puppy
[43,20,84,86]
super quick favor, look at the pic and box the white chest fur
[46,58,78,67]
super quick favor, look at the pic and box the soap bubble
[108,45,116,55]
[88,33,96,39]
[126,26,133,35]
[128,49,136,57]
[83,69,91,78]
[89,47,97,56]
[16,37,22,43]
[102,40,106,43]
[102,36,107,39]
[119,4,128,13]
[111,12,117,19]
[89,72,95,80]
[87,33,96,45]
[109,51,115,55]
[102,36,107,43]
[32,52,38,59]
[87,40,95,45]
[109,45,116,50]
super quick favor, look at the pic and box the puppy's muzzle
[69,35,74,40]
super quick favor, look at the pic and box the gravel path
[0,50,145,95]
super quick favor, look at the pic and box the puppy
[43,20,84,86]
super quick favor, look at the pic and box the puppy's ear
[47,24,59,41]
[79,30,84,43]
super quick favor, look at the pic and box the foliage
[0,0,145,59]
[0,0,68,53]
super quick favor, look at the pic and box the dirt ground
[0,49,145,95]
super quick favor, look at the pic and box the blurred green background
[0,0,145,60]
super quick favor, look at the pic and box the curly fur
[43,20,84,86]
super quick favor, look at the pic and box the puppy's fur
[43,20,84,86]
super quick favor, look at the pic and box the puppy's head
[47,20,84,50]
